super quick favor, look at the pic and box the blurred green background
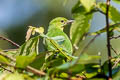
[0,0,77,48]
[0,0,120,63]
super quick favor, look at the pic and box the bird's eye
[61,20,64,23]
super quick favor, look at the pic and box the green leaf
[70,1,93,45]
[80,0,95,12]
[77,54,101,64]
[106,55,120,78]
[18,36,39,55]
[99,3,120,23]
[113,0,120,4]
[30,52,46,69]
[85,72,98,78]
[0,55,9,64]
[16,53,36,68]
[59,73,68,78]
[47,54,100,77]
[112,67,120,78]
[63,0,68,6]
[48,60,84,76]
[101,56,120,77]
[46,58,64,68]
[113,70,120,80]
[91,78,106,80]
[3,72,24,80]
[76,54,100,78]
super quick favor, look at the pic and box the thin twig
[76,34,99,61]
[110,45,118,55]
[0,51,46,76]
[81,72,87,79]
[80,35,99,54]
[0,36,20,48]
[94,3,106,15]
[110,22,120,28]
[0,65,13,73]
[96,8,106,15]
[112,58,120,69]
[3,49,18,52]
[66,34,99,65]
[26,66,45,76]
[0,62,16,68]
[89,22,120,36]
[106,0,112,78]
[113,55,120,70]
[0,51,16,62]
[110,35,120,39]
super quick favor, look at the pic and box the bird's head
[49,17,73,30]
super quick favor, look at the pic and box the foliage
[0,0,120,80]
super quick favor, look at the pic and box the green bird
[44,17,73,60]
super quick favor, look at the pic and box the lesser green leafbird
[44,17,73,60]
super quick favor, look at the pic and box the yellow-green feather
[45,17,73,54]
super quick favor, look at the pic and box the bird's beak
[62,20,74,28]
[67,20,74,24]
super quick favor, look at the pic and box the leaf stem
[106,0,112,78]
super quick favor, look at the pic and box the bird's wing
[51,36,65,45]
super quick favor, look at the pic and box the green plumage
[45,17,73,56]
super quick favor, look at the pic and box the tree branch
[110,45,118,55]
[96,8,106,15]
[0,51,46,76]
[3,49,18,52]
[94,3,105,15]
[0,36,20,48]
[110,35,120,39]
[106,0,112,78]
[76,34,99,62]
[0,51,16,62]
[0,65,13,73]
